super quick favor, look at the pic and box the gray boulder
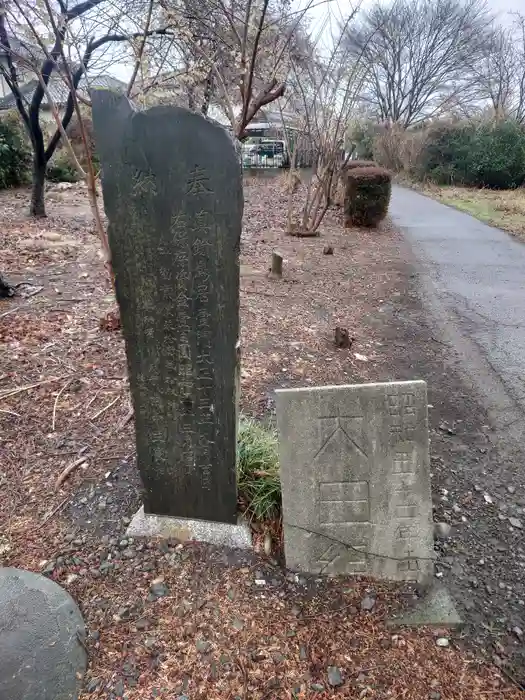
[0,567,87,700]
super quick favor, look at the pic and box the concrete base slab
[126,506,252,549]
[387,586,463,629]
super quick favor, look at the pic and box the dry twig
[0,306,22,319]
[51,378,74,432]
[39,495,70,527]
[0,375,71,401]
[90,394,121,420]
[55,455,88,490]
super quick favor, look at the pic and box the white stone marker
[275,381,434,582]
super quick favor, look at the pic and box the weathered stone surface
[387,586,463,629]
[275,381,434,581]
[126,506,252,549]
[0,567,87,700]
[92,90,243,523]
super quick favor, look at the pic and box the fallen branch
[0,375,70,401]
[55,455,88,490]
[21,285,43,298]
[288,229,320,238]
[39,495,70,527]
[84,390,100,413]
[0,408,20,417]
[240,288,288,298]
[0,305,22,319]
[90,394,121,421]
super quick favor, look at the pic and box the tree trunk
[30,157,46,217]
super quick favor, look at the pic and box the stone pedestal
[127,506,252,549]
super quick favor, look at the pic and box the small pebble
[196,639,211,654]
[436,637,449,647]
[360,595,375,611]
[232,617,244,631]
[434,522,451,539]
[114,679,125,697]
[86,678,100,692]
[150,582,169,598]
[509,517,523,529]
[327,666,343,687]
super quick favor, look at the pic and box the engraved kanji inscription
[315,541,367,574]
[274,379,432,582]
[91,92,242,522]
[393,451,415,474]
[387,392,418,444]
[186,165,212,195]
[319,481,370,524]
[397,558,420,573]
[316,413,367,459]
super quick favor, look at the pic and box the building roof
[0,73,126,110]
[0,35,43,63]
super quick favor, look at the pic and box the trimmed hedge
[333,160,379,206]
[419,120,525,189]
[0,112,30,189]
[344,159,378,170]
[344,166,392,227]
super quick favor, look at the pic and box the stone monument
[275,381,434,581]
[0,567,87,700]
[92,91,246,541]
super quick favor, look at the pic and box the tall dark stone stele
[91,90,243,523]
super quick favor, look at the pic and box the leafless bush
[372,125,427,175]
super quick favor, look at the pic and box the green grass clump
[237,417,281,522]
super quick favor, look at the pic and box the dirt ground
[0,178,523,698]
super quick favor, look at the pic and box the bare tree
[284,10,365,236]
[473,25,515,118]
[0,0,172,217]
[512,12,525,124]
[145,0,314,138]
[467,13,525,124]
[344,0,493,127]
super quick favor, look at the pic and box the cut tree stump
[0,274,15,298]
[270,252,283,278]
[334,327,354,349]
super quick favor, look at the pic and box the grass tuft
[237,417,281,522]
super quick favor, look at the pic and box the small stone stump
[0,567,87,700]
